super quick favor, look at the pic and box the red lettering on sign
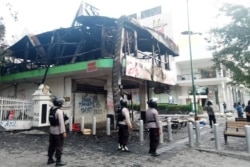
[87,61,97,72]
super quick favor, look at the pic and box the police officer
[47,97,67,166]
[117,98,132,152]
[146,98,161,157]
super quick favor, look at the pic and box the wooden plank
[27,34,47,58]
[227,125,245,129]
[235,118,247,122]
[224,132,245,136]
[226,121,250,127]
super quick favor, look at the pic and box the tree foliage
[0,19,7,66]
[0,2,18,66]
[209,3,250,88]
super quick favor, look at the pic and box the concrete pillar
[188,122,194,147]
[216,69,220,78]
[167,117,173,141]
[81,116,85,132]
[218,83,226,113]
[159,121,163,143]
[139,119,144,142]
[106,75,114,114]
[106,75,115,128]
[225,86,231,110]
[139,81,148,123]
[214,124,221,150]
[106,117,110,136]
[69,116,73,132]
[228,86,234,110]
[92,116,96,135]
[63,77,72,121]
[245,125,250,153]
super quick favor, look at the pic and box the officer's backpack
[49,108,59,126]
[117,107,125,121]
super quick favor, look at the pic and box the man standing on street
[236,102,244,118]
[146,98,161,157]
[117,98,133,152]
[47,97,67,166]
[207,100,216,129]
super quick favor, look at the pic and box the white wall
[0,77,68,100]
[0,77,73,118]
[44,77,65,97]
[0,83,37,99]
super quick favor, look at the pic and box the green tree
[209,3,250,88]
[0,2,18,66]
[0,19,7,66]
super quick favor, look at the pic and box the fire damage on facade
[0,14,179,125]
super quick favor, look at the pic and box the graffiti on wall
[79,94,102,114]
[0,121,17,128]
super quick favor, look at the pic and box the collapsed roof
[7,15,178,67]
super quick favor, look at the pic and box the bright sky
[1,0,250,45]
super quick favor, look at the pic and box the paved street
[0,115,250,167]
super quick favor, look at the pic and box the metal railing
[0,97,33,121]
[177,70,231,81]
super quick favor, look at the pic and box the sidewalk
[0,114,250,167]
[197,112,250,159]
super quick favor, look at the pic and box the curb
[196,148,250,161]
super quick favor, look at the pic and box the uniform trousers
[149,128,159,153]
[48,133,64,160]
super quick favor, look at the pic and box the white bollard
[69,116,73,132]
[245,125,250,153]
[167,117,173,141]
[188,122,194,147]
[214,123,221,150]
[139,119,144,142]
[81,116,85,132]
[107,117,111,136]
[159,121,163,143]
[92,116,96,135]
[195,121,201,145]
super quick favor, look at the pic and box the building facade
[0,13,178,128]
[135,5,250,113]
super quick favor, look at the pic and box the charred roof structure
[1,15,178,75]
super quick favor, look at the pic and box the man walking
[47,97,67,166]
[146,98,161,157]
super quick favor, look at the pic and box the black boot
[47,158,55,165]
[151,152,160,157]
[148,150,153,154]
[55,159,67,166]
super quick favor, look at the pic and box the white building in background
[133,5,250,113]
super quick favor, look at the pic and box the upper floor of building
[174,58,232,87]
